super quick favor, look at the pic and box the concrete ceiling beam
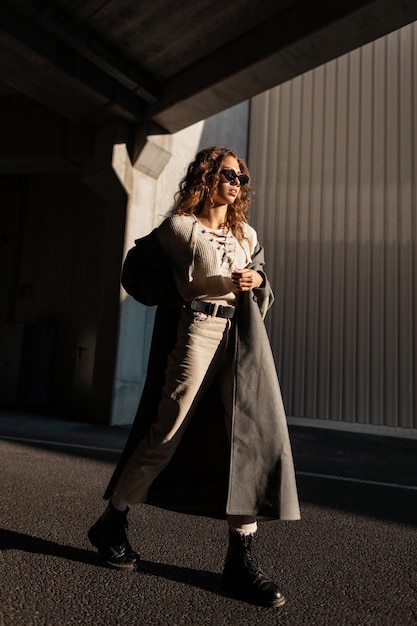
[149,0,417,132]
[0,2,150,124]
[1,0,417,133]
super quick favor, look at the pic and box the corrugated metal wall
[248,22,417,435]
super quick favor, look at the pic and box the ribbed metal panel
[248,23,417,432]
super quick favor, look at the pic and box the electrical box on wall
[0,324,55,406]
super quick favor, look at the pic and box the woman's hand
[232,268,264,291]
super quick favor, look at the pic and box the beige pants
[114,308,236,505]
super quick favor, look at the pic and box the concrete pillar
[81,120,130,422]
[109,122,204,424]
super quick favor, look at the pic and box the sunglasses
[220,168,249,186]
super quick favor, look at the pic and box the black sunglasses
[220,168,249,186]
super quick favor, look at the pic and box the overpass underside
[1,0,417,136]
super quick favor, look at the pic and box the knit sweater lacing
[156,214,257,306]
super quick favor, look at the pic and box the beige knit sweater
[156,214,258,305]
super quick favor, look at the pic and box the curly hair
[172,146,251,240]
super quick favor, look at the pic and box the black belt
[189,299,235,319]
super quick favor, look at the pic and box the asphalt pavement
[1,408,416,626]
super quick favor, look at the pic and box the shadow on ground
[297,474,417,526]
[0,528,222,594]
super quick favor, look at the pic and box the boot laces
[115,519,132,550]
[242,536,262,575]
[104,509,132,551]
[244,551,262,574]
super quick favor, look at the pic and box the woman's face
[212,155,245,207]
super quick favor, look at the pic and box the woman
[88,146,300,608]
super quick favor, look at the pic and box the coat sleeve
[121,227,183,311]
[248,241,275,319]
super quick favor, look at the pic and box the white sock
[229,521,258,535]
[111,494,129,512]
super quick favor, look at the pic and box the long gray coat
[105,231,300,521]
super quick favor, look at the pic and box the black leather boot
[221,530,285,607]
[88,502,139,570]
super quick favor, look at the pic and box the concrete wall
[0,171,118,417]
[0,176,26,325]
[43,175,105,414]
[0,98,128,421]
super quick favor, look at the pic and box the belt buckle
[205,302,216,316]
